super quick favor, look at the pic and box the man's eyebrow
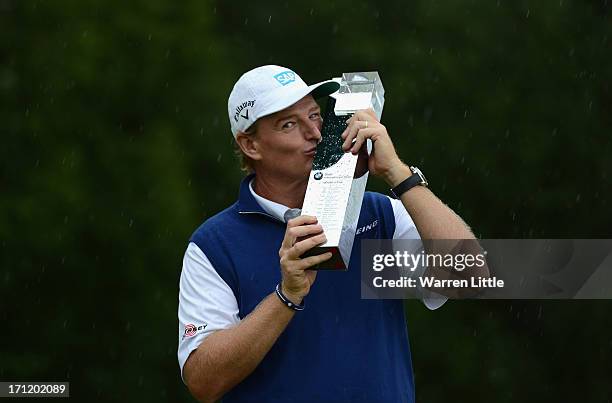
[274,106,321,125]
[274,113,297,125]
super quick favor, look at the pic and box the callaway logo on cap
[227,65,340,138]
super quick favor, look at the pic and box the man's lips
[304,147,317,156]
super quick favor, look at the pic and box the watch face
[411,166,428,186]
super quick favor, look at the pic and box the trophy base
[302,246,347,271]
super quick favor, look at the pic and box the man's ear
[235,132,262,161]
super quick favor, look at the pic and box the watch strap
[390,174,423,198]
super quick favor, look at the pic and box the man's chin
[293,164,312,182]
[304,161,313,175]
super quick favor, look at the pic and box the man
[178,65,475,403]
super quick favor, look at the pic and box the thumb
[306,270,317,285]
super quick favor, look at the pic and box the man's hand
[341,108,412,187]
[278,215,332,304]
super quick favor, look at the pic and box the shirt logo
[183,323,207,339]
[356,219,379,235]
[273,71,296,86]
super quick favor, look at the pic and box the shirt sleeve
[177,242,240,380]
[387,196,447,310]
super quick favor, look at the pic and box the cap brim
[310,79,341,99]
[257,79,341,121]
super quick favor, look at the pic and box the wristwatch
[390,166,428,198]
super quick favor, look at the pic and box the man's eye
[282,121,296,129]
[309,113,321,120]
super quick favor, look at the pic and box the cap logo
[273,71,296,86]
[234,100,255,122]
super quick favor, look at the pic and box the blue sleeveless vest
[190,175,415,403]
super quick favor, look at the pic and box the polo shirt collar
[237,174,291,223]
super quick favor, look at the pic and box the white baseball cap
[227,65,340,138]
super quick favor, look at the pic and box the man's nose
[303,119,322,142]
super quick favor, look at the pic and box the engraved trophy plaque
[301,72,385,270]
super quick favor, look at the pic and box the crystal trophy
[300,72,385,270]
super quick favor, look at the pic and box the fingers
[341,110,380,154]
[287,215,318,228]
[351,109,379,125]
[288,223,324,239]
[280,223,324,252]
[342,126,377,155]
[341,120,367,147]
[282,249,333,271]
[351,128,378,154]
[284,233,328,260]
[279,231,331,278]
[281,215,319,249]
[299,251,333,269]
[351,109,378,123]
[362,108,378,120]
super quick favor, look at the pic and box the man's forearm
[400,186,474,239]
[387,164,474,239]
[386,164,491,297]
[184,293,295,403]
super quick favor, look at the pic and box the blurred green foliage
[1,0,611,401]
